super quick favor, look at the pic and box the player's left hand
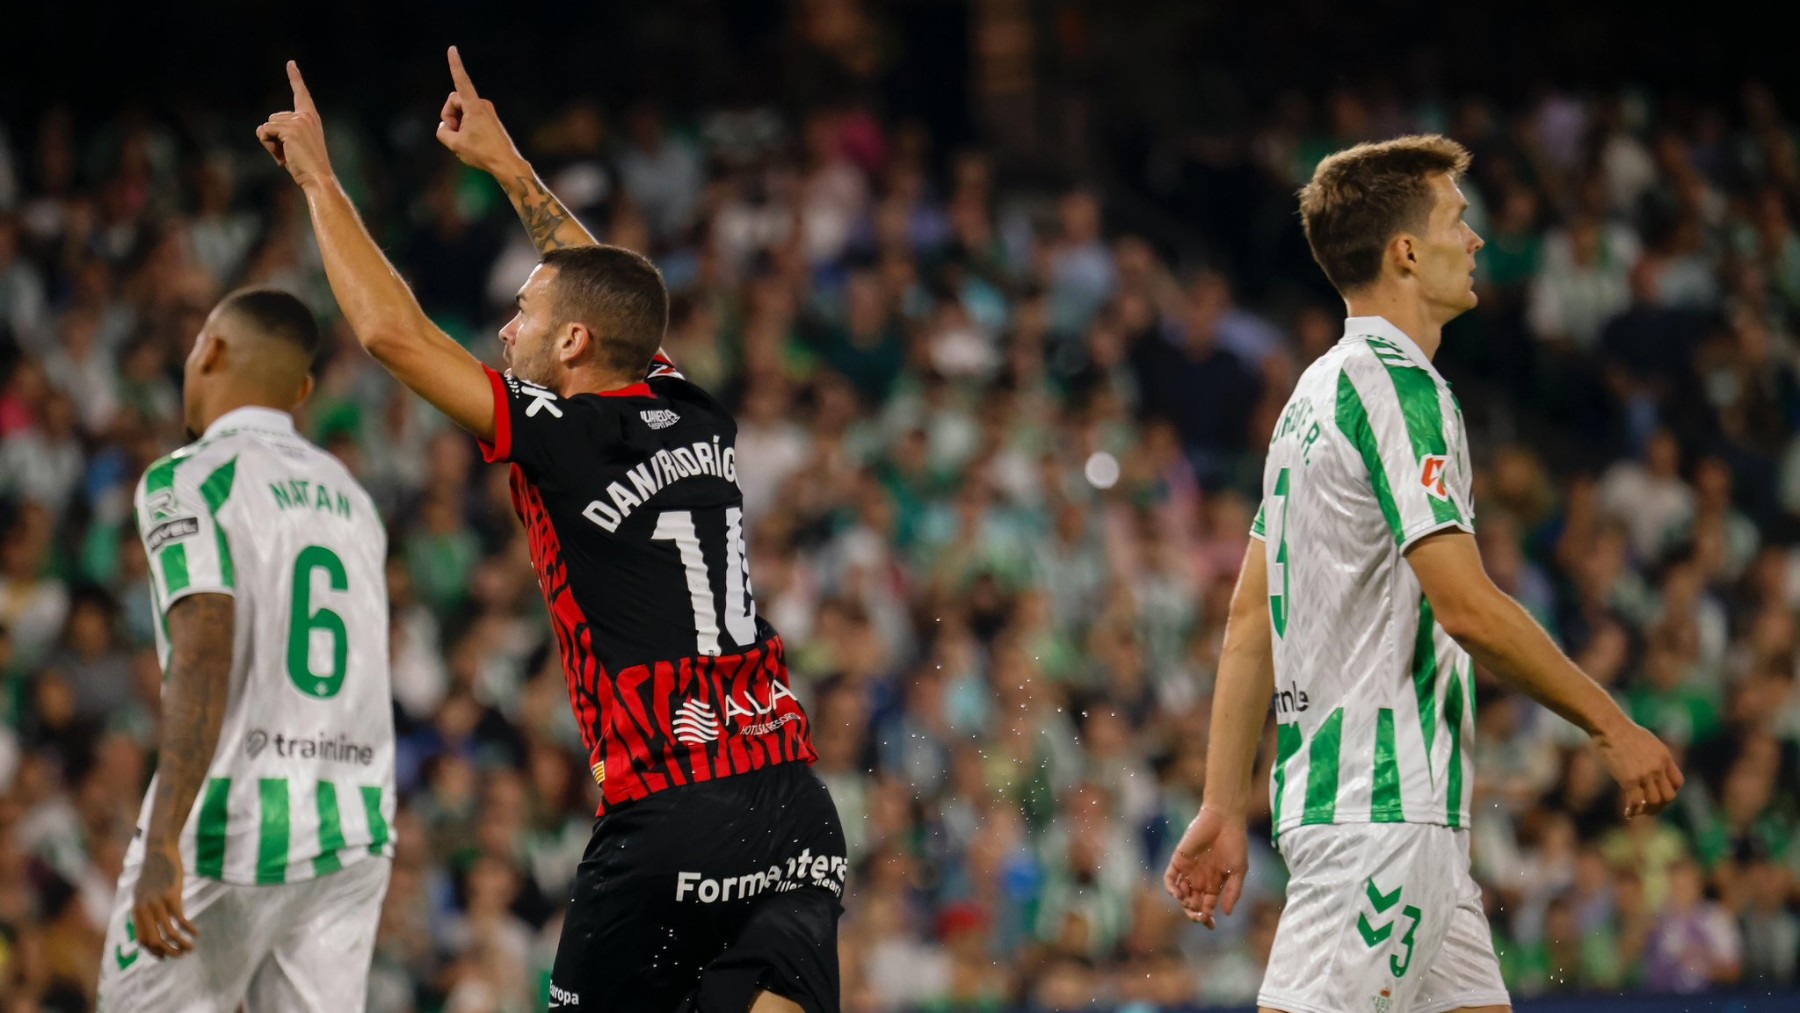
[256,61,335,191]
[131,844,199,959]
[1163,806,1248,929]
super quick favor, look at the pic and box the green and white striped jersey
[128,406,394,885]
[1252,316,1477,838]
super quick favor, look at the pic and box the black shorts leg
[549,764,845,1013]
[682,886,841,1013]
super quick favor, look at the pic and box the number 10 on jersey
[653,507,756,656]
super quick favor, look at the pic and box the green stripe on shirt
[257,778,290,884]
[195,777,231,879]
[1445,666,1468,828]
[1302,707,1345,824]
[1372,707,1405,822]
[1374,350,1463,527]
[199,458,238,588]
[362,786,390,855]
[1335,370,1403,542]
[1412,599,1439,781]
[314,781,347,876]
[1271,722,1303,836]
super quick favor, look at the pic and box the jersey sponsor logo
[581,436,739,532]
[640,408,681,430]
[1420,455,1450,500]
[674,848,848,904]
[672,699,722,744]
[145,516,200,552]
[244,728,377,766]
[724,680,800,727]
[1273,680,1310,715]
[506,372,564,418]
[549,983,581,1008]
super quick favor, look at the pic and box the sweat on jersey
[478,352,816,816]
[1252,316,1477,839]
[130,407,394,885]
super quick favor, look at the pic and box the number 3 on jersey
[1268,467,1292,639]
[653,508,756,656]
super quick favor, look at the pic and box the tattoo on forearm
[145,594,235,850]
[513,176,585,255]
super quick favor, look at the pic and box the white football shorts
[1259,822,1509,1013]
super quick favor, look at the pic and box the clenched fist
[435,46,525,177]
[256,61,335,191]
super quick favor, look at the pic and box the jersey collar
[1342,316,1439,375]
[204,406,298,439]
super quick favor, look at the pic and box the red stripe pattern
[509,466,816,816]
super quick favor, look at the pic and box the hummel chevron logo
[115,919,140,970]
[1357,913,1393,946]
[1366,877,1402,913]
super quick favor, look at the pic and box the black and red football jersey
[479,352,816,813]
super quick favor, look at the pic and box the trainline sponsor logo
[244,728,377,766]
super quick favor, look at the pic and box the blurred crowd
[3,67,1800,1013]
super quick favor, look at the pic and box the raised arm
[435,46,598,255]
[257,61,496,442]
[1164,538,1273,927]
[132,592,233,960]
[1406,530,1682,818]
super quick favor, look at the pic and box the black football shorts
[548,762,846,1012]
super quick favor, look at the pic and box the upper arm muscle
[367,325,497,443]
[165,592,235,682]
[1404,530,1494,633]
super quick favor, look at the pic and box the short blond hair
[1298,135,1472,295]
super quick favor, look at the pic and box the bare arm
[257,62,496,442]
[434,46,598,255]
[132,593,234,959]
[1165,539,1271,927]
[1407,530,1682,815]
[1200,540,1276,814]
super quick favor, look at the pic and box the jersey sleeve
[1250,499,1267,540]
[137,450,240,608]
[1335,353,1473,552]
[478,367,583,472]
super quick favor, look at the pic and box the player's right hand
[1163,806,1248,929]
[1594,719,1684,819]
[131,844,199,959]
[435,46,523,176]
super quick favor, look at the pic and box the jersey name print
[481,355,816,813]
[1252,316,1476,838]
[131,406,394,885]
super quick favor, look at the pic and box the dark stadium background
[2,1,1799,1011]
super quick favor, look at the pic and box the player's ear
[295,372,316,407]
[561,322,593,366]
[1390,233,1418,276]
[196,331,228,374]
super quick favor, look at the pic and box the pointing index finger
[287,61,316,114]
[448,46,479,100]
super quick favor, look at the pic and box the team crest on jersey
[1420,455,1450,501]
[641,408,681,430]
